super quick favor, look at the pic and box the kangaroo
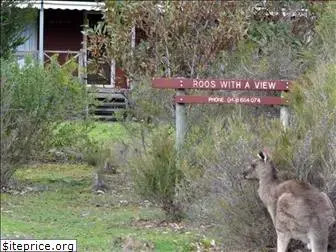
[242,151,335,252]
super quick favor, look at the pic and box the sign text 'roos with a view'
[152,78,290,91]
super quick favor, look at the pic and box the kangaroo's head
[243,151,277,180]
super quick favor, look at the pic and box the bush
[127,127,185,221]
[49,121,101,163]
[0,56,88,188]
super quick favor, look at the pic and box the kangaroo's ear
[258,151,267,162]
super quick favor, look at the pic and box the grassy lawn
[87,121,131,143]
[54,121,132,143]
[1,122,214,251]
[0,164,197,251]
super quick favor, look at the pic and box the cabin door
[85,13,128,89]
[85,13,112,87]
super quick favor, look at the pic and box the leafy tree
[0,0,36,58]
[87,1,320,79]
[87,1,251,80]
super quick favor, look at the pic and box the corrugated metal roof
[17,1,105,11]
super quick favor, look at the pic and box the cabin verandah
[16,1,131,119]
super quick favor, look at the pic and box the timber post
[280,87,290,129]
[175,87,187,150]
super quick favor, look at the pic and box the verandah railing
[15,50,87,84]
[14,50,120,88]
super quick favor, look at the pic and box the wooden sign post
[152,78,291,149]
[176,88,187,150]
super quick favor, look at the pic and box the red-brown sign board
[152,78,290,91]
[175,95,287,105]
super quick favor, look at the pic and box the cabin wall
[43,9,83,64]
[16,19,38,67]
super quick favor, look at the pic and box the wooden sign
[152,77,291,149]
[175,96,287,105]
[153,78,290,91]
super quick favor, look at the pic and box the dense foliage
[127,127,185,221]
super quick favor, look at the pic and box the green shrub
[0,56,88,188]
[127,127,185,221]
